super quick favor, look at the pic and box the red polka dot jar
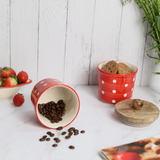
[98,61,138,104]
[31,78,80,129]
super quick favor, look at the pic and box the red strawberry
[17,71,28,83]
[4,76,18,87]
[1,67,16,78]
[13,93,25,106]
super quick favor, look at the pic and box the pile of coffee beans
[38,100,66,123]
[39,126,85,150]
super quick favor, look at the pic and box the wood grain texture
[89,0,122,85]
[118,2,148,87]
[0,1,159,87]
[64,0,96,85]
[115,99,159,127]
[0,0,10,67]
[38,0,67,83]
[10,0,39,84]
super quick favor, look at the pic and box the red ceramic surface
[98,61,138,104]
[31,78,80,129]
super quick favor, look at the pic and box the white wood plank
[118,2,148,86]
[0,0,10,67]
[64,0,96,85]
[89,0,123,85]
[10,0,39,84]
[141,27,160,87]
[38,0,67,82]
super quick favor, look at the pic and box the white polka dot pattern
[113,79,117,83]
[131,88,133,91]
[102,91,104,94]
[112,100,116,103]
[133,78,135,81]
[125,84,128,87]
[40,81,44,84]
[112,90,116,93]
[44,83,47,86]
[102,80,104,84]
[124,93,127,97]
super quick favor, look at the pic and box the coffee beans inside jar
[38,100,66,123]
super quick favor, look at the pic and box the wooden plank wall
[0,0,159,87]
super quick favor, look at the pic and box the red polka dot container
[31,78,80,129]
[98,61,138,104]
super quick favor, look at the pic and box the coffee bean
[39,138,45,142]
[47,131,52,135]
[65,136,70,139]
[61,131,66,135]
[74,132,79,135]
[38,100,66,124]
[43,135,47,139]
[68,127,75,132]
[56,126,63,130]
[58,100,63,104]
[46,138,50,141]
[68,132,73,136]
[69,145,75,149]
[52,144,58,147]
[50,133,55,137]
[80,130,85,134]
[54,138,61,143]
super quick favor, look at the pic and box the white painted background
[0,0,160,87]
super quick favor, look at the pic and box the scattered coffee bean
[47,131,52,135]
[69,145,75,149]
[61,131,66,135]
[56,126,63,130]
[43,135,47,139]
[50,133,55,137]
[39,138,45,142]
[65,136,70,139]
[80,130,85,134]
[68,132,73,136]
[68,127,75,132]
[74,132,79,135]
[54,138,61,143]
[39,127,85,150]
[52,144,58,147]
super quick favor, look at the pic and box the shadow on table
[16,110,46,129]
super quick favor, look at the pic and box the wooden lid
[115,99,159,127]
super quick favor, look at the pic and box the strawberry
[1,67,16,78]
[4,75,18,87]
[13,93,25,106]
[17,71,28,83]
[0,79,4,87]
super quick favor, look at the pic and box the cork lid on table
[115,99,160,127]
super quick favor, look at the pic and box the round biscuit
[101,61,118,74]
[117,63,132,74]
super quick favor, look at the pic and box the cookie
[117,63,132,74]
[101,61,118,74]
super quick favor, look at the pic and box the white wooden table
[0,85,160,160]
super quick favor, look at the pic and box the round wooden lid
[115,99,159,127]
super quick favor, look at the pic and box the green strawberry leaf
[3,67,11,71]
